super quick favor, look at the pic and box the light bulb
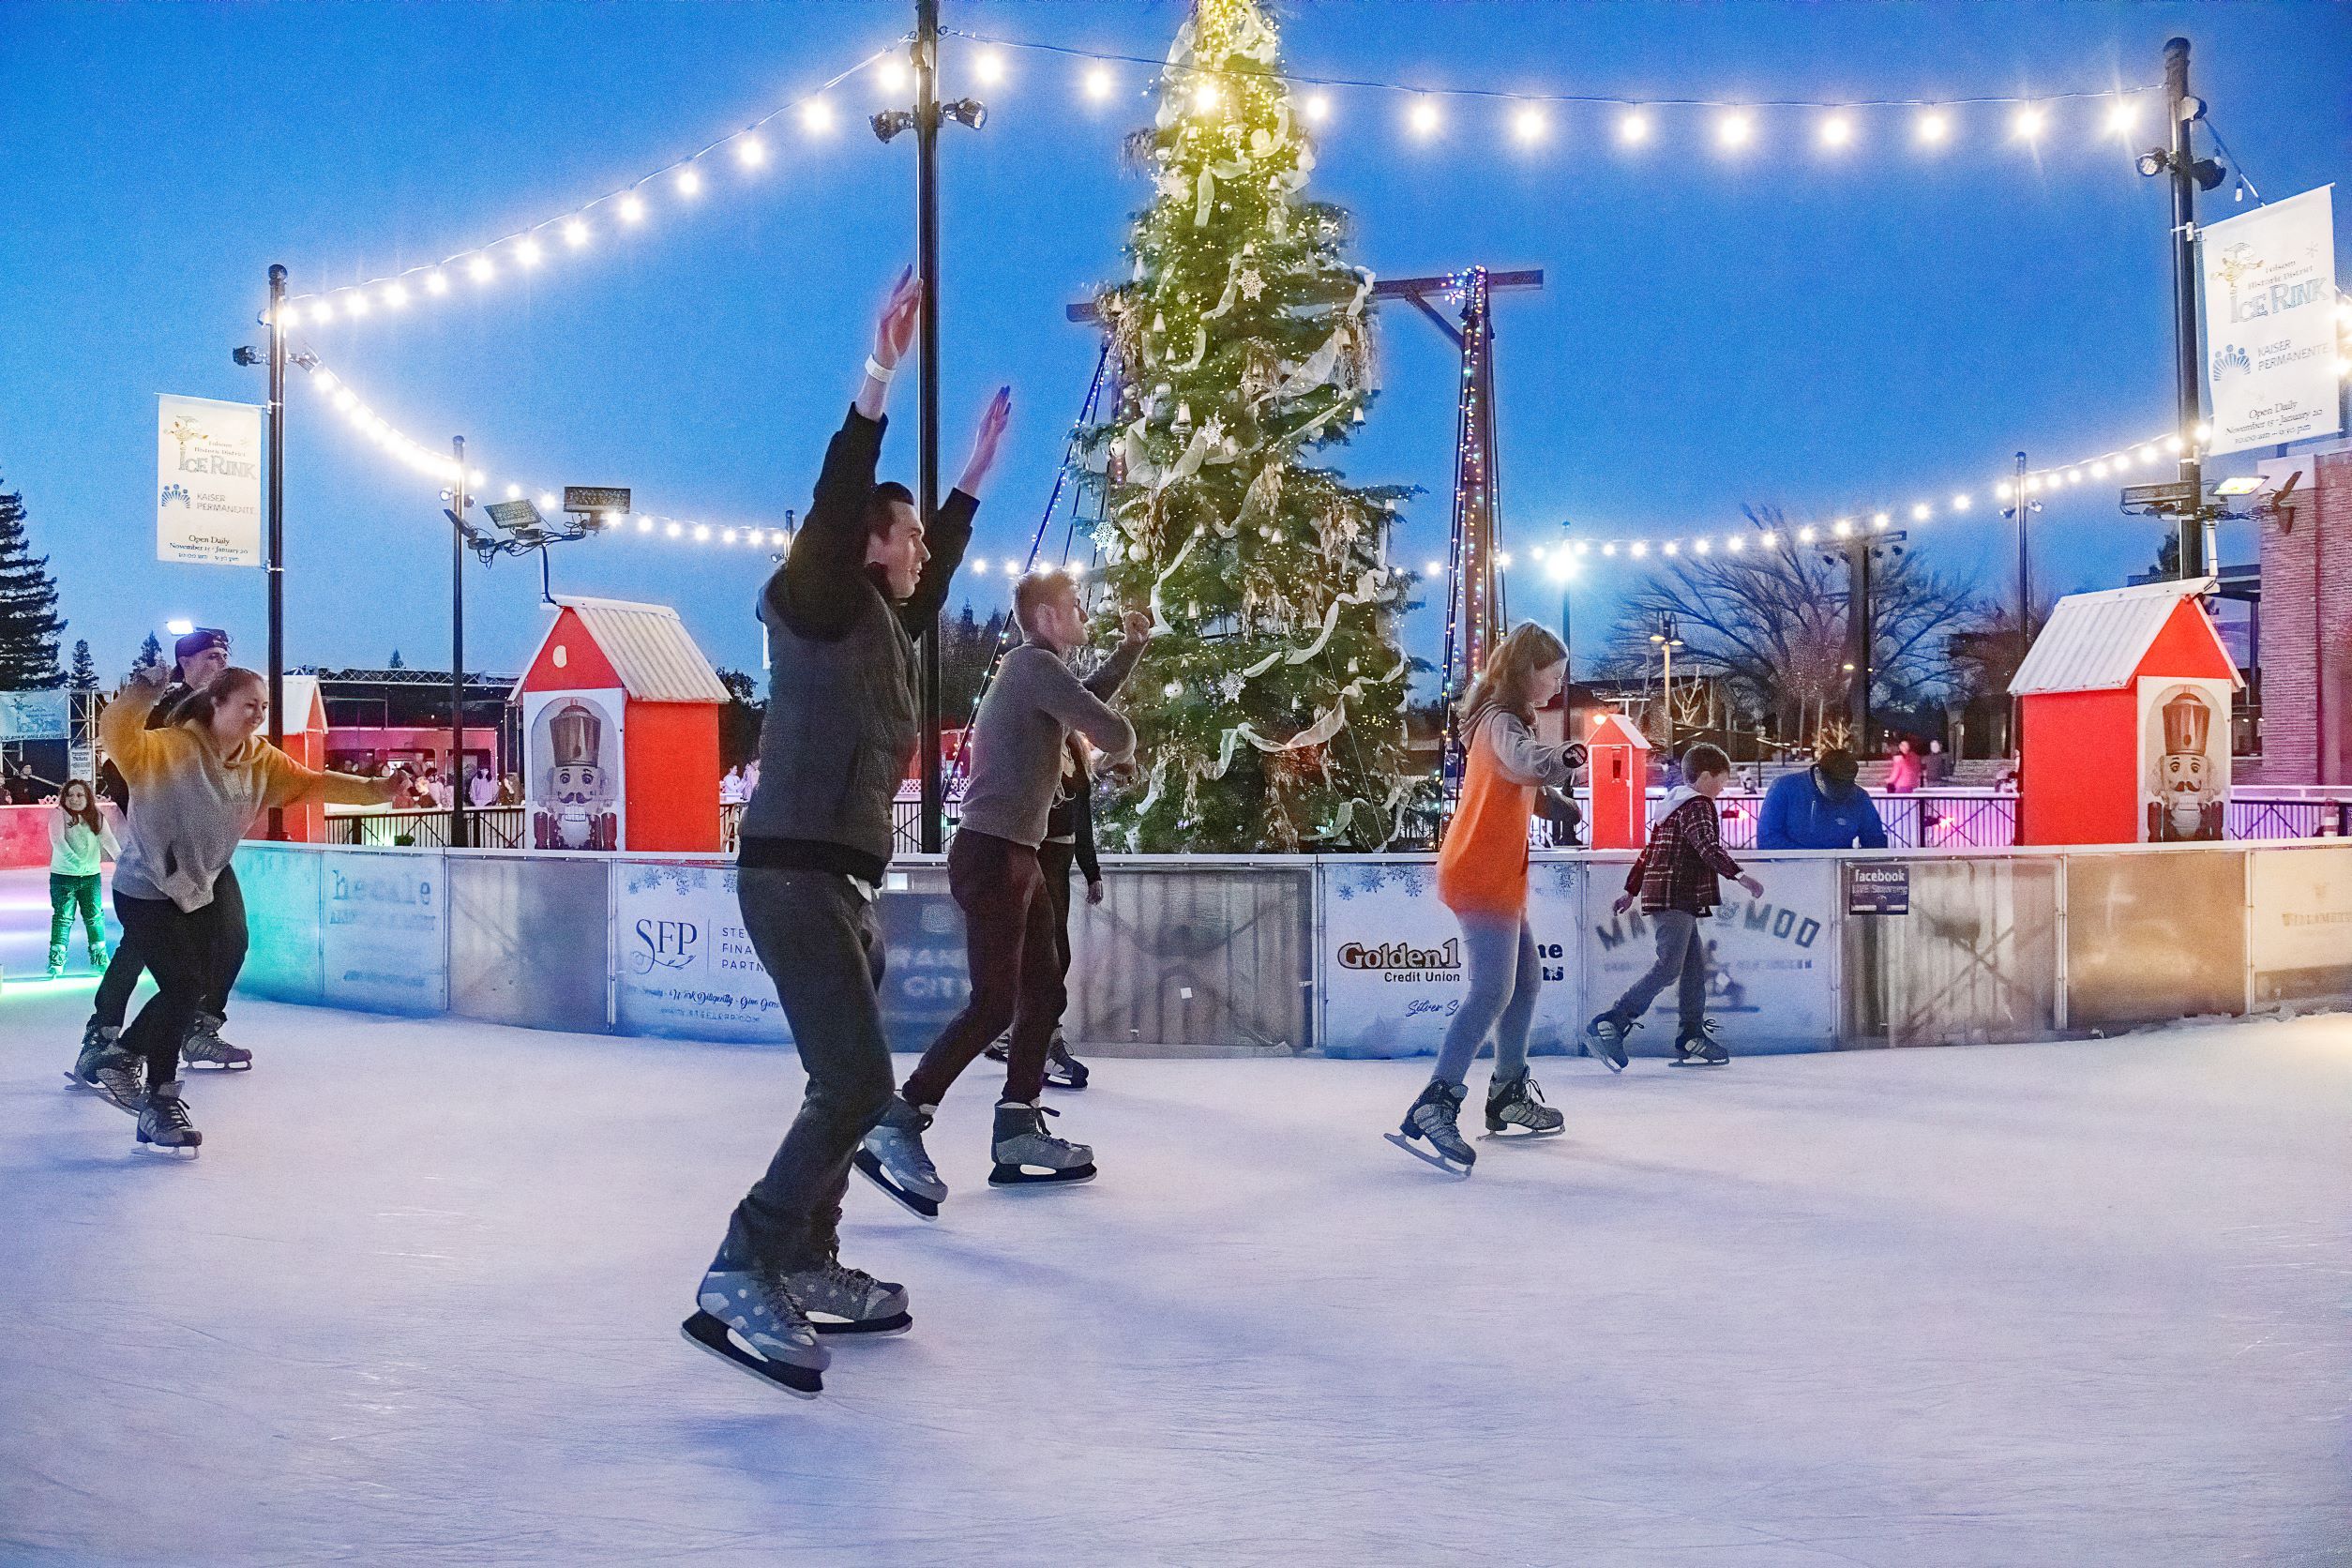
[1910,503,1931,520]
[469,256,494,283]
[1952,493,1971,511]
[723,529,738,544]
[801,100,832,134]
[2138,445,2160,462]
[971,557,989,574]
[2194,422,2212,443]
[1916,109,1950,145]
[383,282,410,309]
[469,469,487,487]
[2105,98,2138,135]
[343,291,369,317]
[1618,110,1650,145]
[1603,543,1619,556]
[1797,526,1817,544]
[517,239,544,267]
[1726,536,1746,553]
[1872,512,1891,528]
[310,300,334,324]
[2165,434,2184,454]
[694,525,711,541]
[1512,105,1546,143]
[1818,113,1853,149]
[1302,92,1331,124]
[538,492,557,508]
[973,49,1004,85]
[1758,531,1777,548]
[637,518,652,533]
[2089,460,2108,478]
[620,194,646,224]
[425,271,449,295]
[666,522,683,537]
[1083,66,1113,101]
[1662,542,1679,556]
[1716,112,1753,149]
[1495,550,1513,568]
[878,59,909,93]
[1832,520,1854,538]
[1409,99,1441,137]
[2013,105,2047,140]
[1630,542,1649,557]
[2065,469,2082,484]
[1194,80,1219,113]
[1163,681,1184,699]
[738,135,768,166]
[505,484,522,500]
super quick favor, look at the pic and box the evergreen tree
[68,639,97,690]
[138,631,163,672]
[1079,0,1420,852]
[388,648,405,670]
[0,485,65,688]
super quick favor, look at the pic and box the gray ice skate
[1485,1070,1565,1136]
[684,1259,830,1396]
[1584,1012,1632,1072]
[180,1013,252,1071]
[988,1099,1095,1186]
[90,1038,145,1115]
[1388,1079,1475,1174]
[134,1080,202,1155]
[782,1253,912,1336]
[855,1096,946,1219]
[66,1022,123,1092]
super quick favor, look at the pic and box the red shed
[513,596,729,852]
[2010,577,2242,846]
[1584,709,1653,851]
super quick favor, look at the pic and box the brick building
[2248,445,2352,784]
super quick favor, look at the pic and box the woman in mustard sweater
[93,663,404,1153]
[1395,624,1582,1172]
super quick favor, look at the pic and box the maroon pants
[903,829,1063,1107]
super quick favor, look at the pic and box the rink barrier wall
[227,840,2352,1057]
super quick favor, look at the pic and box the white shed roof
[2009,577,2239,695]
[520,597,730,704]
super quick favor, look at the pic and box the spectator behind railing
[1757,748,1889,850]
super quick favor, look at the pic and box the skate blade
[62,1071,93,1091]
[1481,1123,1567,1140]
[810,1311,913,1337]
[185,1061,252,1072]
[1667,1057,1730,1068]
[680,1311,822,1396]
[852,1150,942,1220]
[1043,1076,1089,1092]
[134,1138,201,1159]
[98,1093,144,1117]
[988,1162,1097,1186]
[1383,1131,1472,1177]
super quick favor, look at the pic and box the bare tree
[1602,505,1978,749]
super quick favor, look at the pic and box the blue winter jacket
[1756,769,1888,850]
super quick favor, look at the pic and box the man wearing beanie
[1756,746,1888,851]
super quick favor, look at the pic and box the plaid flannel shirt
[1626,792,1745,915]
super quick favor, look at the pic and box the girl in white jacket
[48,779,120,977]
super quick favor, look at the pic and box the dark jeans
[92,864,244,1031]
[726,868,895,1273]
[48,873,104,968]
[904,830,1062,1108]
[113,890,236,1086]
[1037,838,1077,992]
[1606,909,1710,1035]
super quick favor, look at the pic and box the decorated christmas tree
[1079,0,1422,852]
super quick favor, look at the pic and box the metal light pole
[2164,37,2209,580]
[914,0,945,853]
[265,264,288,839]
[1650,615,1681,761]
[449,436,468,850]
[1847,537,1874,749]
[2013,449,2030,757]
[1557,523,1573,676]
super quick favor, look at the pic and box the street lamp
[1545,522,1578,677]
[1650,614,1683,761]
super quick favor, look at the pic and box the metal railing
[327,806,526,850]
[1647,790,2019,850]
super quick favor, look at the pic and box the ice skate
[88,1037,145,1115]
[1484,1070,1565,1136]
[854,1095,946,1219]
[47,955,66,980]
[66,1022,123,1092]
[684,1254,829,1397]
[983,1036,1010,1064]
[988,1099,1095,1185]
[1583,1012,1632,1072]
[1387,1079,1475,1174]
[179,1013,252,1071]
[783,1252,912,1336]
[134,1080,202,1156]
[1043,1033,1091,1092]
[1670,1020,1730,1067]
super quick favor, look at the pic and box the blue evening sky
[2,1,2345,687]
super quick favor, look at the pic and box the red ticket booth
[514,597,729,852]
[1585,710,1652,851]
[2010,577,2242,846]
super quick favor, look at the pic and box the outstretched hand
[1612,893,1636,916]
[126,659,169,693]
[957,385,1013,495]
[872,267,920,371]
[1119,610,1153,644]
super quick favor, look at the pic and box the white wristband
[865,355,897,385]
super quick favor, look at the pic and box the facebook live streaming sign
[1848,864,1910,914]
[157,394,264,566]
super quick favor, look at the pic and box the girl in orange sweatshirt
[91,663,405,1153]
[1395,624,1583,1170]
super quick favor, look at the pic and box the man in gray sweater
[858,574,1146,1207]
[686,270,1011,1399]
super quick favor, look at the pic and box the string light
[1302,91,1331,123]
[1083,66,1114,101]
[1194,80,1220,113]
[1512,105,1546,143]
[674,167,701,198]
[877,58,909,94]
[1408,98,1441,137]
[1817,113,1854,149]
[800,101,833,134]
[1618,110,1651,145]
[737,135,768,167]
[2013,104,2048,140]
[1915,109,1951,145]
[1716,111,1754,149]
[972,48,1005,85]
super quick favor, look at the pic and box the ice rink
[4,976,2347,1566]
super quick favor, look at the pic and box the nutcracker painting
[2141,680,2232,842]
[531,697,622,851]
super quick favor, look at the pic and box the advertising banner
[1319,859,1585,1059]
[320,851,448,1014]
[522,687,626,851]
[157,394,264,566]
[2138,676,2233,842]
[615,863,783,1042]
[1584,857,1837,1050]
[0,691,68,742]
[614,863,968,1048]
[2248,843,2352,1004]
[2200,185,2340,457]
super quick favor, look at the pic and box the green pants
[49,872,105,972]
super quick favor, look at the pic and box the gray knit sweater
[956,641,1140,848]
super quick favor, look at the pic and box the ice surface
[3,978,2348,1565]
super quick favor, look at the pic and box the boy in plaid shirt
[1586,743,1764,1067]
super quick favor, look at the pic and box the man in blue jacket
[1756,747,1887,850]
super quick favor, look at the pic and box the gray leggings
[1432,913,1541,1088]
